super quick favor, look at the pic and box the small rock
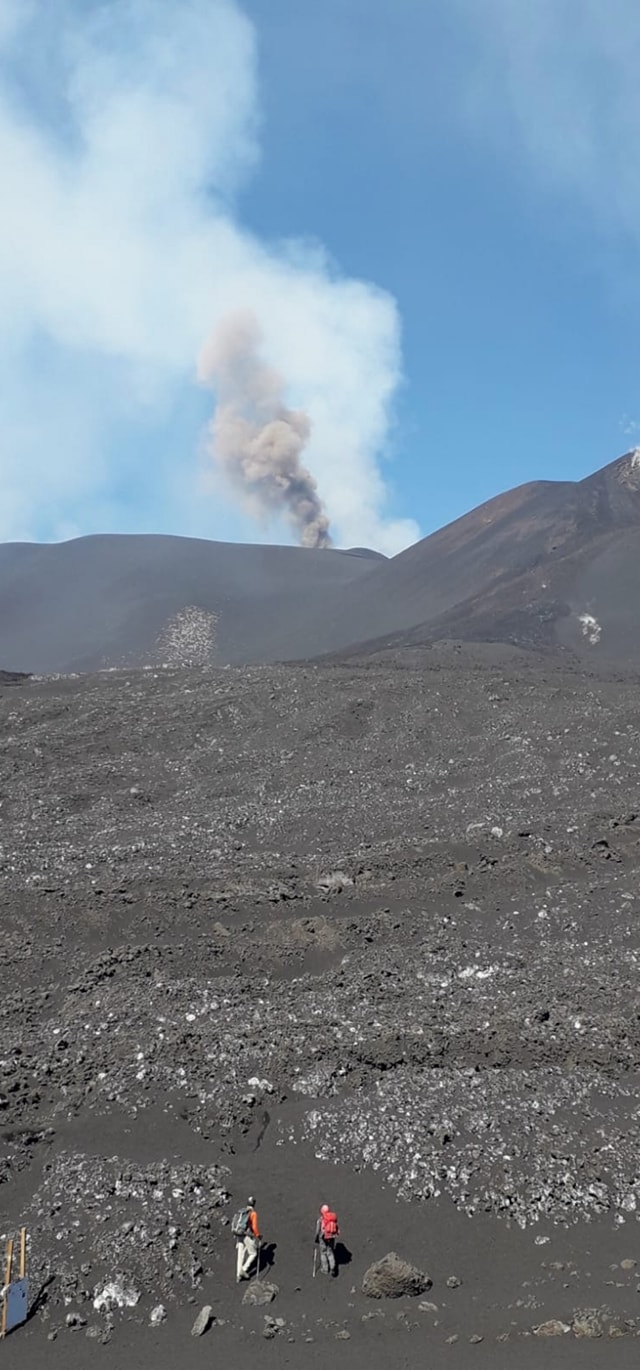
[621,1259,637,1270]
[191,1305,213,1337]
[65,1312,87,1329]
[243,1280,279,1306]
[572,1312,603,1339]
[93,1278,140,1313]
[335,1329,351,1340]
[446,1333,459,1344]
[419,1301,439,1313]
[150,1304,167,1326]
[247,1076,274,1093]
[446,1275,462,1289]
[470,1333,484,1344]
[47,1331,57,1342]
[533,1320,570,1337]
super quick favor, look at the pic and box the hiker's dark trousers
[320,1237,336,1274]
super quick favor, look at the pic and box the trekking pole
[255,1239,261,1281]
[312,1245,317,1279]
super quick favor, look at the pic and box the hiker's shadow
[334,1241,352,1271]
[259,1241,277,1272]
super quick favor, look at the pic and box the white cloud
[455,0,640,237]
[0,0,419,553]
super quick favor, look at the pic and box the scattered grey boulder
[150,1304,167,1327]
[242,1280,279,1306]
[446,1275,462,1288]
[572,1311,603,1339]
[362,1252,431,1300]
[93,1277,140,1313]
[533,1319,570,1336]
[262,1315,285,1339]
[191,1305,213,1336]
[65,1311,87,1329]
[247,1076,274,1094]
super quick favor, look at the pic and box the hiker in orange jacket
[314,1203,339,1275]
[235,1197,261,1282]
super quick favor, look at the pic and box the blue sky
[241,0,640,527]
[1,0,639,551]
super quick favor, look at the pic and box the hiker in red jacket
[314,1203,339,1275]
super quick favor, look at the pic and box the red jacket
[317,1210,339,1240]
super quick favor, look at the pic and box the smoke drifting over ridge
[0,0,421,554]
[198,311,332,548]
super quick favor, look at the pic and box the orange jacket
[248,1208,260,1239]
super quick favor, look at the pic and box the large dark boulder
[362,1252,431,1299]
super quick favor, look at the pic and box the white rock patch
[578,613,602,646]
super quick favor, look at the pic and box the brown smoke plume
[198,310,332,548]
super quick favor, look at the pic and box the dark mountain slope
[318,451,640,660]
[1,452,640,672]
[0,534,381,673]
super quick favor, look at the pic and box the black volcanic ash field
[3,647,640,1367]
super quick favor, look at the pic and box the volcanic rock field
[3,639,640,1368]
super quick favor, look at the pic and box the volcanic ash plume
[198,311,332,548]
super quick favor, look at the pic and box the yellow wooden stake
[3,1237,11,1285]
